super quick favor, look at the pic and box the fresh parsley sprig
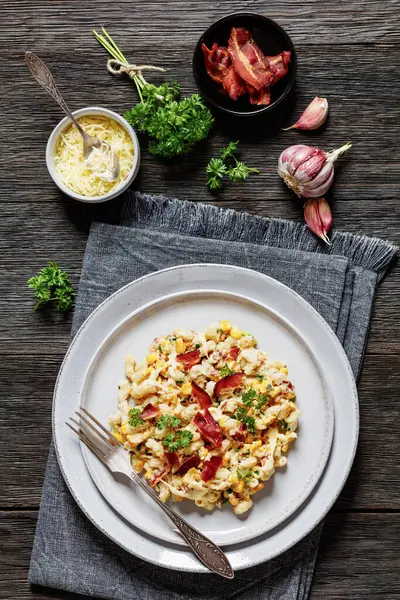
[234,405,256,434]
[94,28,214,159]
[128,408,145,428]
[156,414,182,430]
[162,429,193,452]
[219,364,236,378]
[237,468,253,483]
[206,141,259,189]
[206,158,227,190]
[27,262,74,312]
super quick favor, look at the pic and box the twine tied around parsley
[106,58,166,80]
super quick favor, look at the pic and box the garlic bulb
[304,198,332,244]
[283,97,328,131]
[278,142,352,198]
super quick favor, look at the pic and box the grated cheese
[54,115,134,197]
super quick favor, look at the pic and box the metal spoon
[25,51,119,182]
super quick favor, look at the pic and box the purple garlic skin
[278,142,352,198]
[304,198,332,245]
[283,97,328,131]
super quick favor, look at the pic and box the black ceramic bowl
[193,13,297,117]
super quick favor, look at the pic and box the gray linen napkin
[29,192,396,600]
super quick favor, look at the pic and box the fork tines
[66,407,121,463]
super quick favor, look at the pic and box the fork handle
[129,473,234,579]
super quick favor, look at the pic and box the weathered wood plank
[1,0,400,46]
[0,42,399,203]
[0,511,398,599]
[1,354,399,508]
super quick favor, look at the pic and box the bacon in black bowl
[193,13,297,117]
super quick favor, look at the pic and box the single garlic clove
[304,198,332,244]
[283,97,329,131]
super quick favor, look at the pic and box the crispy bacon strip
[231,423,246,442]
[249,86,271,106]
[176,454,201,475]
[229,347,240,360]
[176,350,201,370]
[140,403,160,420]
[201,456,223,482]
[214,372,245,398]
[202,42,231,83]
[267,51,291,84]
[164,451,179,466]
[202,42,246,100]
[228,27,273,91]
[221,67,246,100]
[193,409,222,448]
[191,381,212,409]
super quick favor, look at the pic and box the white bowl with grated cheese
[46,107,140,203]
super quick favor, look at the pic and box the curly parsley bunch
[124,82,214,158]
[27,262,74,311]
[93,28,214,159]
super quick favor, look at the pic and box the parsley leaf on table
[228,161,259,183]
[206,158,227,190]
[162,429,193,452]
[220,140,239,161]
[206,142,259,189]
[156,414,182,430]
[27,262,74,312]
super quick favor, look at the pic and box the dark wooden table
[1,1,399,598]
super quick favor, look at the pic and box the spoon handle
[25,52,88,140]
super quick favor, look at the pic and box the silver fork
[67,408,234,579]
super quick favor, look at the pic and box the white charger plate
[53,264,359,572]
[81,289,334,546]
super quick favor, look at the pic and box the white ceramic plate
[53,264,359,572]
[81,289,334,546]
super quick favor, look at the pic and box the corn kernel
[220,320,232,332]
[146,353,157,365]
[229,495,239,507]
[120,422,132,434]
[144,470,152,480]
[259,381,268,393]
[280,367,289,375]
[155,360,165,369]
[250,440,262,453]
[113,431,124,444]
[145,367,152,377]
[230,327,242,340]
[181,382,192,396]
[175,338,185,354]
[234,480,245,494]
[135,460,144,472]
[269,386,280,398]
[229,474,239,485]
